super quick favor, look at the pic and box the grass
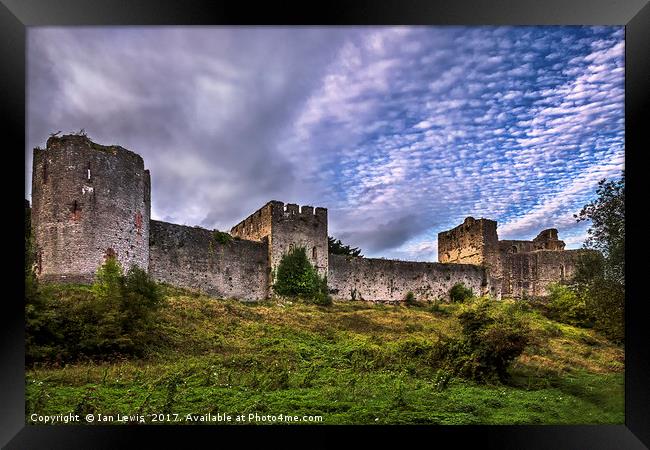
[25,287,624,425]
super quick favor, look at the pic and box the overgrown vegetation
[212,229,233,245]
[25,288,623,425]
[404,291,418,306]
[546,283,589,327]
[567,172,624,342]
[25,258,163,364]
[438,298,531,382]
[328,236,363,257]
[449,282,474,303]
[273,247,332,306]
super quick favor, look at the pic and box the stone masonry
[29,135,585,301]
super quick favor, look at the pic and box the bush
[26,258,165,363]
[274,247,332,306]
[437,299,531,382]
[404,291,417,306]
[547,283,589,327]
[449,282,473,303]
[583,278,624,342]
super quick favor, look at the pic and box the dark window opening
[104,248,117,260]
[312,246,317,260]
[42,162,48,183]
[71,200,81,220]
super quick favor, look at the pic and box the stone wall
[438,217,499,268]
[231,201,328,281]
[149,220,269,300]
[328,254,488,303]
[31,135,150,283]
[500,249,589,298]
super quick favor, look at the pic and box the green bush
[583,278,624,342]
[404,291,417,306]
[437,299,531,382]
[274,247,332,306]
[26,258,165,363]
[449,282,474,303]
[546,283,588,327]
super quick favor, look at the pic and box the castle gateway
[29,135,589,302]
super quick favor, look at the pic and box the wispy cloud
[27,26,624,260]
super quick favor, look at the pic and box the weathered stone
[31,134,150,284]
[30,134,587,301]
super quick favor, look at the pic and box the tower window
[42,162,48,183]
[312,246,318,260]
[87,163,91,180]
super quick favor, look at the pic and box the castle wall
[149,220,268,300]
[328,254,488,303]
[437,217,499,268]
[500,249,587,298]
[231,201,328,282]
[31,135,150,283]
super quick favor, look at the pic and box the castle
[29,134,588,302]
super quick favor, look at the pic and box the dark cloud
[26,26,624,261]
[337,213,428,254]
[26,27,353,230]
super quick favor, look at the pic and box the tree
[328,236,363,257]
[573,171,624,342]
[574,171,624,285]
[274,247,331,306]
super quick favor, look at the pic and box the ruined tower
[437,217,500,269]
[230,201,328,289]
[31,134,151,282]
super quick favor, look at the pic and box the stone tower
[437,217,500,269]
[31,134,151,283]
[230,201,328,289]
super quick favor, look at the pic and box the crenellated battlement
[30,133,584,302]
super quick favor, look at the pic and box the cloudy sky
[26,26,625,261]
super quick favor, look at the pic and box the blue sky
[26,26,625,261]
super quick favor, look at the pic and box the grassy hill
[26,285,624,425]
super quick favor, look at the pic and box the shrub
[274,247,332,306]
[449,282,473,303]
[546,283,588,327]
[404,291,417,306]
[583,278,624,342]
[212,229,232,245]
[437,299,531,382]
[26,258,166,363]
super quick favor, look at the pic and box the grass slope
[26,286,624,425]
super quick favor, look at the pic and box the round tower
[31,134,151,283]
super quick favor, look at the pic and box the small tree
[404,291,418,306]
[121,265,163,334]
[274,247,331,306]
[546,283,588,327]
[449,282,473,303]
[573,171,625,342]
[328,236,363,257]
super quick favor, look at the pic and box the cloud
[27,26,624,260]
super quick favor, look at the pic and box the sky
[26,26,625,261]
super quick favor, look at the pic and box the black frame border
[2,1,648,448]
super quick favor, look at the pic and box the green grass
[26,288,624,425]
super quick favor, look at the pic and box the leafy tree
[572,171,625,342]
[575,171,624,285]
[436,299,531,382]
[274,247,331,306]
[449,282,474,303]
[546,283,588,327]
[328,236,363,257]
